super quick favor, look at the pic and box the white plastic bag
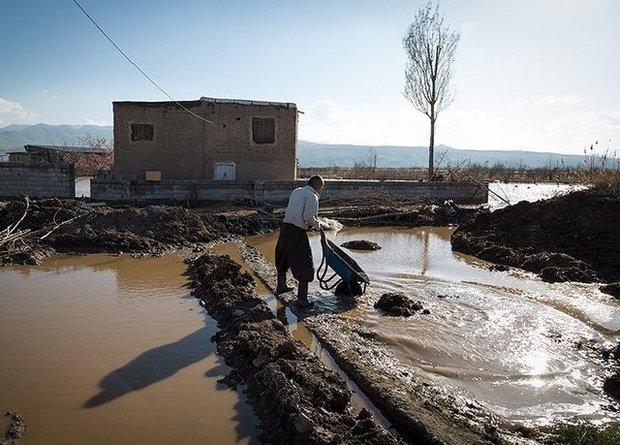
[318,217,344,233]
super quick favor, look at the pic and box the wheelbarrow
[317,230,370,296]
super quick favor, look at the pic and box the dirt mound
[0,199,280,265]
[1,411,27,445]
[601,283,620,299]
[321,200,482,227]
[341,240,381,251]
[187,254,400,445]
[374,293,425,317]
[451,188,620,284]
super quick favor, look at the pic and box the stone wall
[0,162,75,198]
[113,98,297,181]
[92,172,487,205]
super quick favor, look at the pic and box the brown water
[248,227,620,427]
[0,254,258,445]
[3,226,618,443]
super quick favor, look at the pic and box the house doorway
[214,162,236,180]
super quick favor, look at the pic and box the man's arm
[302,192,322,230]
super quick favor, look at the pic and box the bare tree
[403,2,460,180]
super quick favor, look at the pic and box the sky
[1,0,619,155]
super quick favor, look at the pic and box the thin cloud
[0,98,37,125]
[81,118,112,126]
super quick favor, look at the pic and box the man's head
[308,175,324,192]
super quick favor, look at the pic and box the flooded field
[248,227,620,428]
[2,221,618,443]
[0,254,258,445]
[487,182,587,210]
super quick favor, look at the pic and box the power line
[71,0,213,124]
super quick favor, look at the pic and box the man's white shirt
[282,185,321,230]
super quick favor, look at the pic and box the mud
[341,240,382,250]
[0,198,481,267]
[374,293,426,317]
[306,316,540,445]
[232,240,541,444]
[186,253,400,444]
[3,190,616,443]
[601,282,620,299]
[0,198,280,265]
[0,412,27,445]
[451,188,620,287]
[321,198,481,227]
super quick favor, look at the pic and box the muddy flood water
[2,224,619,443]
[248,227,620,428]
[0,254,258,445]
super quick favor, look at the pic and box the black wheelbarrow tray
[317,230,370,295]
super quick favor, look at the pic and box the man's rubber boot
[275,274,294,294]
[295,281,313,308]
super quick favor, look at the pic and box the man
[275,175,325,307]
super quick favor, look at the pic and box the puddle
[247,227,620,427]
[488,182,587,210]
[0,254,258,445]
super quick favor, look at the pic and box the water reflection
[248,227,620,427]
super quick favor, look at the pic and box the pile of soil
[374,293,426,317]
[0,199,280,265]
[451,188,620,286]
[321,199,482,227]
[186,254,400,445]
[1,411,27,445]
[341,240,381,251]
[0,197,481,266]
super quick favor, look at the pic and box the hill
[0,123,113,154]
[0,124,596,169]
[297,141,589,169]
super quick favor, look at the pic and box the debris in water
[374,293,425,317]
[341,240,381,251]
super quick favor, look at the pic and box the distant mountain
[0,123,113,154]
[0,123,596,169]
[297,141,591,169]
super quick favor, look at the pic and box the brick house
[112,97,298,181]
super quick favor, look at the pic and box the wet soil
[5,191,616,443]
[234,239,541,445]
[0,412,27,445]
[374,293,426,317]
[0,199,280,265]
[341,240,382,250]
[451,188,620,286]
[0,198,481,266]
[186,253,400,445]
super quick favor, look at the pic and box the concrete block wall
[0,162,75,198]
[92,173,487,205]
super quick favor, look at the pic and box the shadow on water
[83,327,213,408]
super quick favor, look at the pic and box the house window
[252,118,275,144]
[131,123,154,141]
